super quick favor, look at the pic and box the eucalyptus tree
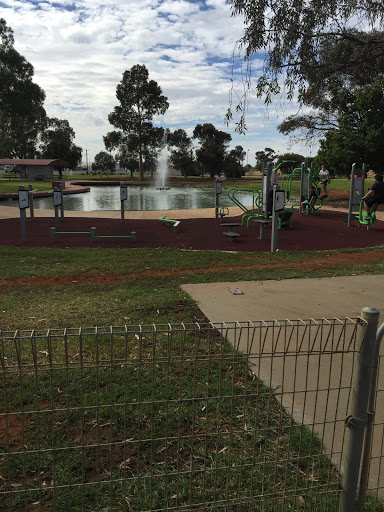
[93,151,116,177]
[193,123,232,179]
[316,76,384,175]
[39,117,82,176]
[167,129,195,179]
[0,18,46,157]
[105,64,169,181]
[226,1,384,133]
[223,146,246,179]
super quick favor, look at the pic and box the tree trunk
[139,151,144,181]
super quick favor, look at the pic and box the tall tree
[223,146,246,179]
[116,146,139,178]
[255,148,277,172]
[0,18,46,157]
[193,123,231,179]
[39,117,82,176]
[167,129,194,179]
[93,151,116,178]
[105,64,169,181]
[316,76,384,175]
[226,1,384,132]
[278,30,384,143]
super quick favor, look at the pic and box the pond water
[4,185,254,211]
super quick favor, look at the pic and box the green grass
[0,180,54,194]
[1,245,384,330]
[1,245,384,511]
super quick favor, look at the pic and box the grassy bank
[1,245,384,330]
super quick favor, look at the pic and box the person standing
[319,164,330,195]
[362,174,384,220]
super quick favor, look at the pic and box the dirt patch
[0,250,383,290]
[0,415,31,447]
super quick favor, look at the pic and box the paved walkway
[0,203,243,220]
[182,276,384,494]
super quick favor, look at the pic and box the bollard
[131,231,136,241]
[90,227,96,242]
[50,227,56,242]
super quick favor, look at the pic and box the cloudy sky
[1,0,313,166]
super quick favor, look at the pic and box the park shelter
[0,159,68,179]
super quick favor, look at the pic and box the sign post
[59,183,64,219]
[215,178,223,218]
[18,185,29,242]
[271,186,285,252]
[120,184,128,223]
[53,187,62,227]
[28,184,35,220]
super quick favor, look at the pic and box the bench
[159,215,180,232]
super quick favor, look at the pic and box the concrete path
[182,275,384,494]
[0,204,243,220]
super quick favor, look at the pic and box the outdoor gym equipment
[346,163,376,230]
[158,215,180,232]
[277,160,298,202]
[215,206,229,221]
[220,222,242,240]
[50,226,136,242]
[226,187,262,224]
[282,162,325,214]
[227,161,292,230]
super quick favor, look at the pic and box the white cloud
[0,0,308,164]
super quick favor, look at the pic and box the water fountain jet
[155,133,171,190]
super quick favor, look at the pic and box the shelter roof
[0,159,68,167]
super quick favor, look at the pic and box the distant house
[0,159,68,180]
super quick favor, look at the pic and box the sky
[0,0,315,166]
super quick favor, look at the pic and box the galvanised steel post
[340,307,379,511]
[28,184,34,220]
[357,319,384,510]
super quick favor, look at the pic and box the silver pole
[19,185,27,242]
[60,183,64,219]
[340,307,379,511]
[271,185,278,252]
[357,319,384,510]
[28,184,34,220]
[347,163,356,227]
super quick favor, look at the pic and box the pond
[4,185,255,211]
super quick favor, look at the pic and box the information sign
[274,190,285,211]
[120,186,128,201]
[18,190,29,209]
[53,190,62,206]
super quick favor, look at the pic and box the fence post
[340,307,379,511]
[357,320,384,510]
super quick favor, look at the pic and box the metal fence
[0,312,383,511]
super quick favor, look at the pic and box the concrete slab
[181,275,384,323]
[182,275,384,493]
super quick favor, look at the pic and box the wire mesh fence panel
[0,319,363,511]
[366,348,384,507]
